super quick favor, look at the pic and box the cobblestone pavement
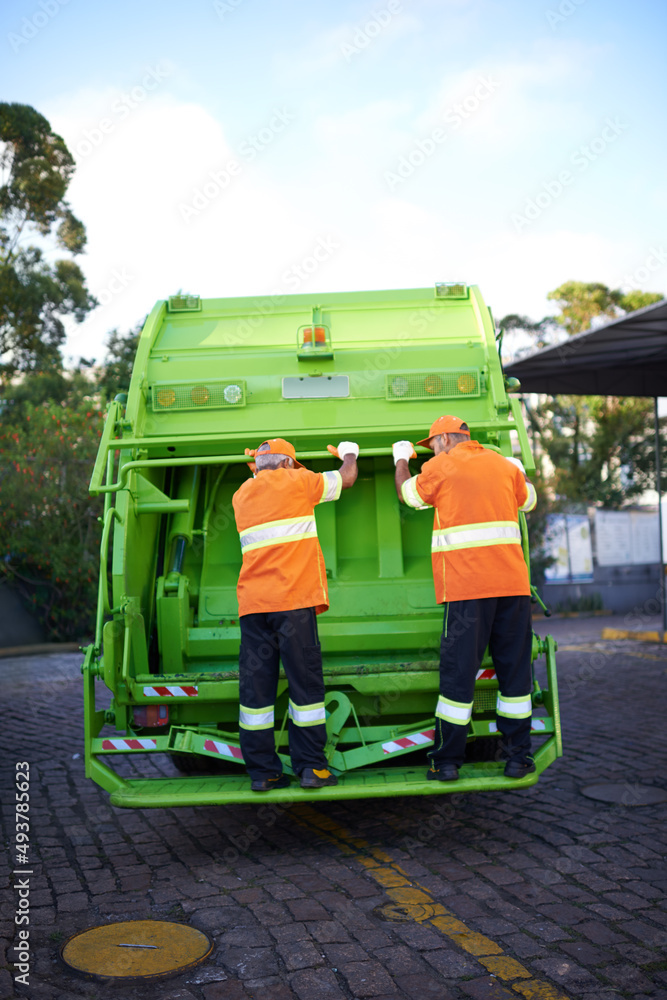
[1,620,667,1000]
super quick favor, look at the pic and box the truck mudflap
[82,635,561,808]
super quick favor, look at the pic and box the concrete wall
[542,562,663,616]
[0,583,46,647]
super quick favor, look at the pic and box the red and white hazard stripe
[142,685,199,697]
[203,738,244,761]
[382,729,435,755]
[476,668,496,680]
[101,738,157,750]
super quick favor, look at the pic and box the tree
[0,381,104,640]
[504,281,665,510]
[546,281,623,335]
[546,281,663,336]
[95,324,142,402]
[0,103,96,380]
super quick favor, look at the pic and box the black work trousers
[238,607,328,780]
[428,595,533,768]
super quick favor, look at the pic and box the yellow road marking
[291,804,570,998]
[514,981,574,999]
[601,627,667,643]
[481,955,532,979]
[559,643,667,661]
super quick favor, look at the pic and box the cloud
[46,87,336,361]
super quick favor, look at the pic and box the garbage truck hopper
[83,283,562,807]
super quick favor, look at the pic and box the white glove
[506,456,526,474]
[393,441,415,465]
[337,441,359,459]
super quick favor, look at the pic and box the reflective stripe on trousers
[432,520,521,552]
[288,699,326,727]
[239,704,274,730]
[239,516,317,554]
[497,693,532,719]
[435,695,473,726]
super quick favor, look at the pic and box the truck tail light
[133,705,169,728]
[302,326,327,344]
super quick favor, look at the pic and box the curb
[0,642,82,659]
[601,627,667,644]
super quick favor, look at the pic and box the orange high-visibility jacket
[401,440,537,603]
[232,466,342,617]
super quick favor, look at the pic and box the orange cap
[255,438,305,469]
[416,415,470,449]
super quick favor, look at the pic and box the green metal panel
[84,284,561,805]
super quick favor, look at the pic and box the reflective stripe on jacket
[403,441,534,603]
[233,466,342,616]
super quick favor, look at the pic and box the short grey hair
[255,452,292,471]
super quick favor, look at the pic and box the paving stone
[276,939,324,971]
[56,893,89,912]
[394,973,456,999]
[522,919,573,942]
[499,932,545,958]
[458,976,517,999]
[577,919,630,945]
[372,945,425,976]
[536,901,588,924]
[339,961,398,996]
[391,922,449,950]
[219,946,280,979]
[289,967,347,999]
[304,920,350,943]
[202,983,251,1000]
[559,941,615,965]
[424,947,482,978]
[530,956,606,991]
[287,898,331,921]
[616,919,667,947]
[599,963,656,993]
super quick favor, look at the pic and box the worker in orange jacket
[394,415,537,781]
[232,437,358,791]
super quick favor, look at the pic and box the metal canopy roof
[505,298,667,396]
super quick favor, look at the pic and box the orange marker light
[190,386,210,405]
[156,389,176,408]
[457,374,477,394]
[424,375,443,395]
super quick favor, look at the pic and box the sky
[1,0,666,365]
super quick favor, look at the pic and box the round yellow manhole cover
[60,920,214,983]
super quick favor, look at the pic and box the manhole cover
[60,920,213,983]
[581,783,667,806]
[373,902,440,922]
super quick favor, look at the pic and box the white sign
[629,511,661,565]
[544,516,569,581]
[567,515,594,580]
[544,514,593,582]
[595,510,633,566]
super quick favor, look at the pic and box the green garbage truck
[83,283,562,806]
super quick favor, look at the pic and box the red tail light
[133,705,169,728]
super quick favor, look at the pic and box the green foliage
[555,592,604,613]
[619,289,663,313]
[0,380,104,640]
[0,102,96,378]
[546,281,623,335]
[95,325,141,402]
[526,473,561,585]
[515,280,665,511]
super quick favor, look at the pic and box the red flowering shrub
[0,396,104,640]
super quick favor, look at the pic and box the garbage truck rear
[83,283,562,807]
